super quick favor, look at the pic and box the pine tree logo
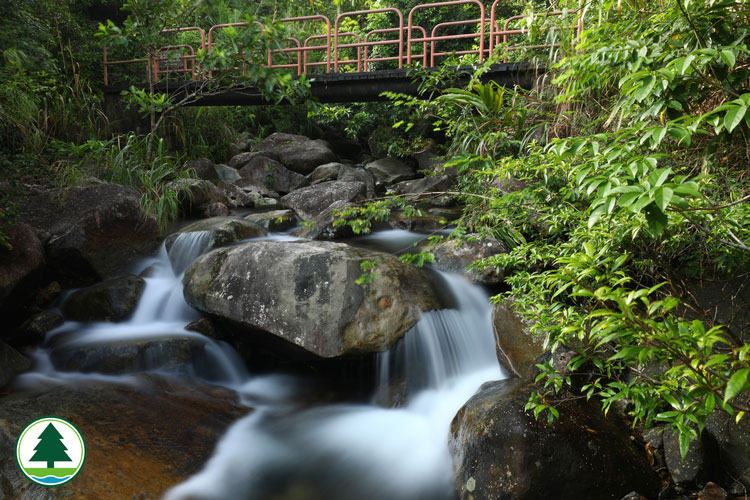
[15,417,86,486]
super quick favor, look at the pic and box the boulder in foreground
[450,378,661,500]
[183,240,442,358]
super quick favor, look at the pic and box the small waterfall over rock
[164,267,504,500]
[16,233,248,387]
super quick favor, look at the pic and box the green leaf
[678,430,691,459]
[648,168,671,188]
[720,49,736,69]
[654,186,674,212]
[633,76,656,102]
[724,368,749,403]
[724,104,747,133]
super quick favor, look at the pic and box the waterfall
[16,232,248,387]
[163,268,504,500]
[16,227,506,500]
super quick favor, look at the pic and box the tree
[31,423,71,468]
[97,0,310,160]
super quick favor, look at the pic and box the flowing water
[18,228,505,499]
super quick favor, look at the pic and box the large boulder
[257,133,337,175]
[392,174,454,198]
[450,379,661,500]
[492,298,547,378]
[214,163,241,183]
[432,235,508,285]
[183,240,442,358]
[365,157,418,184]
[0,223,45,311]
[11,183,159,286]
[0,374,248,500]
[238,155,308,194]
[182,158,218,181]
[62,274,146,322]
[226,151,280,169]
[168,178,227,216]
[338,165,377,198]
[280,181,367,222]
[0,340,31,388]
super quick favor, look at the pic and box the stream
[16,228,505,500]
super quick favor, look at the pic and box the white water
[15,237,248,388]
[18,227,505,499]
[163,261,504,500]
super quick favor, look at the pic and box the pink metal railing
[102,2,583,85]
[363,26,427,71]
[408,0,485,65]
[334,9,404,72]
[273,16,332,75]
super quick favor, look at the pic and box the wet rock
[338,165,377,198]
[0,223,45,312]
[492,298,546,378]
[432,235,508,284]
[49,336,209,375]
[63,274,146,322]
[10,310,64,348]
[365,157,418,184]
[227,151,280,169]
[214,163,241,183]
[411,144,443,172]
[0,339,31,388]
[684,273,750,344]
[310,162,344,184]
[389,210,449,233]
[698,483,727,500]
[6,183,159,287]
[202,202,229,217]
[229,131,256,156]
[620,493,647,500]
[450,378,661,500]
[186,317,222,340]
[392,175,454,200]
[257,133,337,175]
[217,181,254,208]
[183,240,442,358]
[182,158,218,181]
[292,200,356,241]
[0,374,248,500]
[280,181,367,222]
[169,178,227,216]
[244,209,297,232]
[705,392,750,492]
[238,155,308,194]
[663,428,718,487]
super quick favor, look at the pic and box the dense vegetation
[1,0,748,456]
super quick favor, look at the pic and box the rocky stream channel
[1,133,749,500]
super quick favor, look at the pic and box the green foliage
[356,258,383,285]
[392,0,750,459]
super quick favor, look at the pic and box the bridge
[102,0,582,105]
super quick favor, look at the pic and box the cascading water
[15,233,249,388]
[17,228,505,499]
[163,233,505,500]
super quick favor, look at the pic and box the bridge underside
[103,63,542,106]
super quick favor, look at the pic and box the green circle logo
[15,417,86,487]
